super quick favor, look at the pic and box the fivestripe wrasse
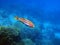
[15,16,35,28]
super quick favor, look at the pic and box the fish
[15,16,35,28]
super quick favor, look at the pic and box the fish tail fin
[14,16,19,20]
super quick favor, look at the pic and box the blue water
[0,0,60,45]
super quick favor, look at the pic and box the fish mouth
[28,24,35,28]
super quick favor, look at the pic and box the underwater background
[0,0,60,45]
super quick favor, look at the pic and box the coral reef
[0,26,24,45]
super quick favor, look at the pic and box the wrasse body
[15,16,35,28]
